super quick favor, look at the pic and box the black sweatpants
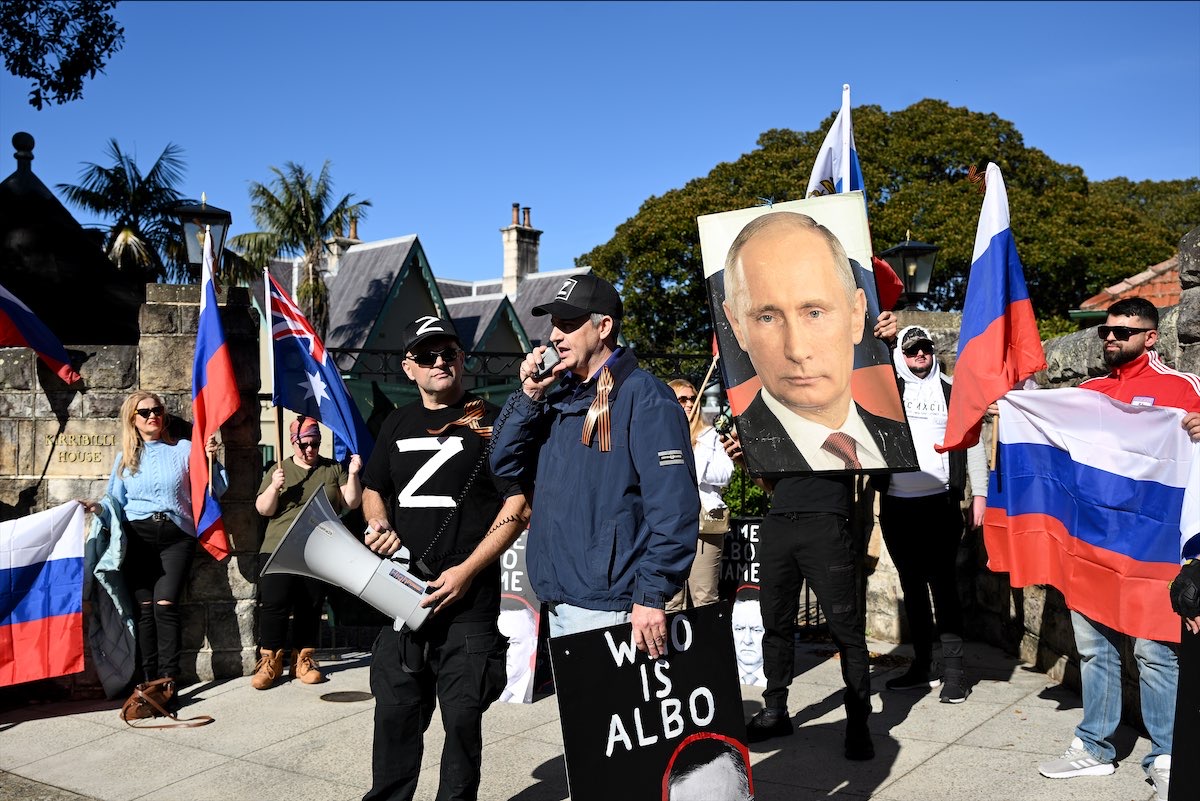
[758,511,871,729]
[364,619,508,801]
[879,491,965,665]
[123,516,196,680]
[1171,620,1199,801]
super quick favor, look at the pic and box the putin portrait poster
[699,193,917,479]
[549,602,752,801]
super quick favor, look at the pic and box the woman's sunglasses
[135,406,165,419]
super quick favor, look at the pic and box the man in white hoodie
[876,326,988,703]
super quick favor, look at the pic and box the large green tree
[57,138,187,283]
[580,99,1194,351]
[230,162,370,336]
[0,0,124,109]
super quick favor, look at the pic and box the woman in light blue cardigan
[83,390,225,697]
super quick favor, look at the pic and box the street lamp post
[879,233,939,308]
[171,195,232,279]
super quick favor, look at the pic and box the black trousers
[123,516,196,680]
[878,492,965,664]
[1171,620,1199,801]
[759,511,870,729]
[364,619,508,801]
[256,553,325,650]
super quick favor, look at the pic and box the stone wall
[0,283,261,693]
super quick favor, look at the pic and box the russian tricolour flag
[938,163,1045,452]
[806,83,865,201]
[0,282,81,384]
[0,502,86,686]
[190,229,240,561]
[985,389,1199,643]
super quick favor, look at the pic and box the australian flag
[267,271,372,460]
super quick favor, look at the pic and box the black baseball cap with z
[532,274,623,320]
[402,316,461,353]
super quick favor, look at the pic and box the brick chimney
[324,214,362,278]
[501,201,542,300]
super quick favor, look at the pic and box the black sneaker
[746,707,794,743]
[939,671,968,704]
[885,664,941,691]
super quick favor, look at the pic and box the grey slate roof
[444,295,505,349]
[436,278,474,299]
[324,236,417,351]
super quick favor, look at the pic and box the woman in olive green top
[252,416,362,689]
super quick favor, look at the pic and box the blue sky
[2,1,1197,282]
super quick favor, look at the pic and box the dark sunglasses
[902,344,934,357]
[407,347,462,367]
[676,395,697,404]
[135,406,165,419]
[296,439,321,451]
[1097,325,1153,341]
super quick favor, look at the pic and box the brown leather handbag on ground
[119,678,214,728]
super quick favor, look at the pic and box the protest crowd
[3,114,1200,801]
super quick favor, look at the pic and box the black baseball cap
[532,273,623,319]
[901,326,935,352]
[402,316,461,353]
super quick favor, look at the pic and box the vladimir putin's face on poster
[723,217,865,427]
[698,195,917,479]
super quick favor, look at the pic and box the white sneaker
[1038,737,1115,778]
[1146,754,1170,801]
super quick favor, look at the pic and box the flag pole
[691,354,721,426]
[264,267,286,470]
[840,83,851,191]
[205,225,216,496]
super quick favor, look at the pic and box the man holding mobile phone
[489,273,699,658]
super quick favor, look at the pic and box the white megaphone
[261,489,432,632]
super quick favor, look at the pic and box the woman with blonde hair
[82,390,224,703]
[667,379,734,611]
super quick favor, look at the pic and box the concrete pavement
[0,639,1162,801]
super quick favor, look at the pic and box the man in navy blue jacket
[490,274,699,658]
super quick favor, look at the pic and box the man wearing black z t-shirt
[360,316,529,801]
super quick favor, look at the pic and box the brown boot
[251,648,285,690]
[292,647,324,684]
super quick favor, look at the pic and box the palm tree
[230,161,370,336]
[57,139,188,282]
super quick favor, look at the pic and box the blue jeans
[1071,611,1177,768]
[547,603,630,638]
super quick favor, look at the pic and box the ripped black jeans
[123,515,196,681]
